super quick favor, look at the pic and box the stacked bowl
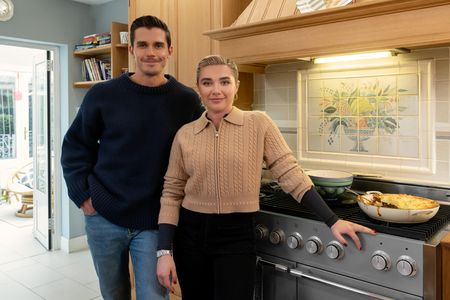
[305,170,353,201]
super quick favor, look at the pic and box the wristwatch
[156,249,172,258]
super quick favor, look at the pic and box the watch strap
[156,249,172,258]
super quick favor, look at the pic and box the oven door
[255,256,422,300]
[254,254,297,300]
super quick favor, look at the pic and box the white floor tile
[10,240,47,258]
[0,281,43,300]
[4,264,65,289]
[0,257,38,272]
[0,270,17,285]
[33,278,99,300]
[85,280,101,294]
[0,205,106,299]
[0,247,23,265]
[32,249,92,269]
[56,260,98,285]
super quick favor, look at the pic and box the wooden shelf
[73,80,106,88]
[73,22,128,88]
[73,44,111,57]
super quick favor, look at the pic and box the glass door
[32,50,53,250]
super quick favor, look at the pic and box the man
[61,15,203,300]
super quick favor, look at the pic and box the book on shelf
[74,32,111,51]
[81,57,111,82]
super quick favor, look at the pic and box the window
[0,73,16,159]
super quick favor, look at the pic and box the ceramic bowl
[305,170,354,200]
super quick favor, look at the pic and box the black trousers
[173,207,256,300]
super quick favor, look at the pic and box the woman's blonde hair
[196,55,239,84]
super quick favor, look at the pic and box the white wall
[91,0,128,33]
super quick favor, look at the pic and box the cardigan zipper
[214,126,221,214]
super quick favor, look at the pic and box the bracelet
[156,249,172,258]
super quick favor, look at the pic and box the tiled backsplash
[253,47,450,186]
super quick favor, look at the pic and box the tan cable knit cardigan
[158,106,313,225]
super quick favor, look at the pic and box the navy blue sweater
[61,73,203,229]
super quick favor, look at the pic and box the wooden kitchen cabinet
[441,231,450,299]
[128,0,250,86]
[128,0,255,110]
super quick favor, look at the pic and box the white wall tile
[435,80,449,102]
[264,105,289,120]
[254,74,266,90]
[282,132,297,154]
[436,140,450,162]
[435,59,449,81]
[265,72,296,89]
[436,101,450,123]
[288,87,298,105]
[289,103,298,120]
[398,117,419,137]
[253,89,265,105]
[265,88,289,105]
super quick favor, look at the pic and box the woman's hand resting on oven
[157,255,178,293]
[331,220,376,250]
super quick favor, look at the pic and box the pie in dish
[359,193,439,210]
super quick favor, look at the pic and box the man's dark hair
[130,15,171,47]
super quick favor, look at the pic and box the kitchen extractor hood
[205,0,450,65]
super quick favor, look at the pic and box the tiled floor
[0,201,101,300]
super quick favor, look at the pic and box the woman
[156,55,375,300]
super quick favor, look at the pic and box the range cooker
[254,178,450,300]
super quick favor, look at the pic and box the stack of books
[75,32,111,51]
[81,58,111,81]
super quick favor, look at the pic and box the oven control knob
[371,251,391,271]
[326,241,344,260]
[269,229,285,245]
[287,233,303,249]
[255,225,269,241]
[305,236,323,254]
[396,256,417,277]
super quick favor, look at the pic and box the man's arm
[61,96,101,207]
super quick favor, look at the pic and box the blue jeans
[85,213,168,300]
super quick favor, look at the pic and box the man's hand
[80,197,96,215]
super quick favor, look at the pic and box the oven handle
[257,258,395,300]
[289,268,395,300]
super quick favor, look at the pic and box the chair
[5,161,33,218]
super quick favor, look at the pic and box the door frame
[0,38,62,250]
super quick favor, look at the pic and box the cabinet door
[175,0,212,87]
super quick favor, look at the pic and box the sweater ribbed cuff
[66,178,91,208]
[158,223,176,250]
[301,187,339,228]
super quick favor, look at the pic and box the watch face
[0,0,13,21]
